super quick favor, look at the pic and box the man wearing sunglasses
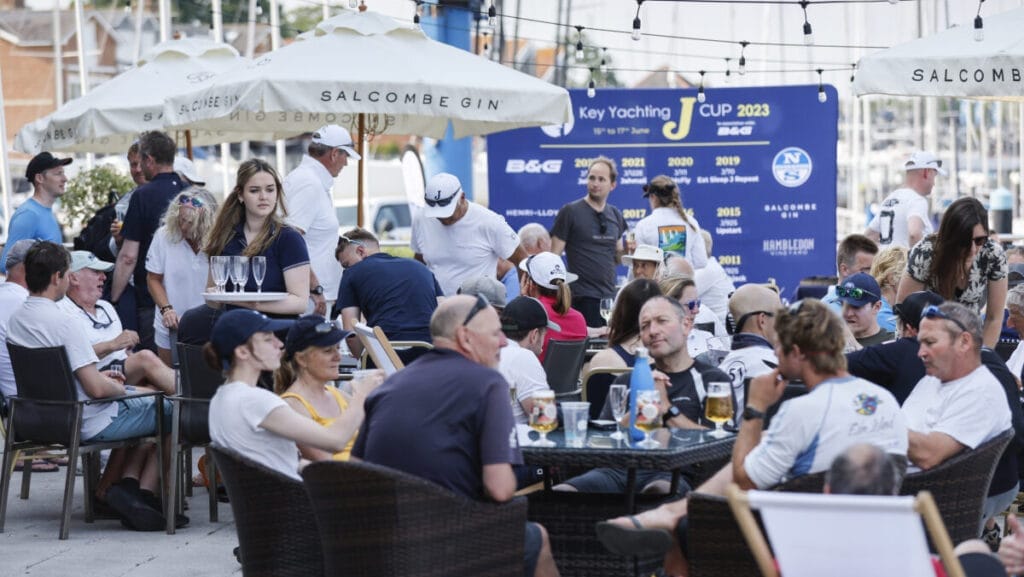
[865,150,944,250]
[718,284,781,417]
[283,124,361,317]
[836,272,893,347]
[411,172,526,297]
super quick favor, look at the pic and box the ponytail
[273,357,298,395]
[554,281,573,316]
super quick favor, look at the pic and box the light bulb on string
[849,63,856,83]
[800,2,813,46]
[724,58,732,84]
[697,70,706,103]
[631,0,643,41]
[600,48,608,74]
[816,69,827,103]
[575,26,585,61]
[587,80,596,98]
[488,2,497,29]
[974,15,984,41]
[738,41,748,75]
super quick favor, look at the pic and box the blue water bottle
[628,346,655,442]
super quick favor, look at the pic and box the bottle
[628,345,655,442]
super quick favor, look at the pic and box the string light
[488,2,497,29]
[599,47,608,74]
[974,0,985,42]
[697,70,706,103]
[849,62,856,83]
[632,0,644,41]
[724,57,732,83]
[575,26,585,61]
[800,1,813,46]
[738,41,748,75]
[412,0,422,28]
[587,67,596,98]
[816,68,827,103]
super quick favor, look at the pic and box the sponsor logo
[505,159,563,174]
[854,393,879,416]
[772,147,813,188]
[717,125,754,136]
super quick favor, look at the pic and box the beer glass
[704,380,734,438]
[608,384,628,440]
[528,391,558,447]
[634,389,662,449]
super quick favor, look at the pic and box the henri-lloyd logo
[319,90,501,111]
[912,67,1024,84]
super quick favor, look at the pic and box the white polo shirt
[284,155,342,301]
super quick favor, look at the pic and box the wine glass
[251,256,267,293]
[634,389,662,449]
[704,381,734,438]
[230,256,250,293]
[528,391,558,447]
[600,298,615,324]
[210,256,229,293]
[608,384,628,441]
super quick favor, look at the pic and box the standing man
[0,152,71,273]
[110,131,186,352]
[866,151,945,249]
[411,172,526,296]
[550,156,627,328]
[284,124,360,316]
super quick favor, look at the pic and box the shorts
[87,396,172,442]
[153,316,172,350]
[524,522,542,577]
[563,467,691,498]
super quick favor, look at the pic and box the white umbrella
[853,7,1024,100]
[14,38,249,155]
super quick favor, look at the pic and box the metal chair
[210,446,323,577]
[543,338,589,400]
[302,459,527,577]
[0,344,163,539]
[166,343,223,533]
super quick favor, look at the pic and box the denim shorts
[87,397,172,442]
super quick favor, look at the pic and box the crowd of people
[3,141,1024,577]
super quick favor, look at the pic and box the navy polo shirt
[122,172,186,307]
[219,222,309,294]
[336,252,441,342]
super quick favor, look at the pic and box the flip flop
[14,459,60,473]
[595,516,673,557]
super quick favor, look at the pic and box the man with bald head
[718,284,781,415]
[352,295,560,577]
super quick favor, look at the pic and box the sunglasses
[339,235,364,248]
[906,159,942,168]
[835,285,878,301]
[972,235,988,248]
[684,299,701,311]
[787,299,807,315]
[920,305,969,333]
[425,189,460,207]
[77,303,113,329]
[596,212,607,235]
[462,294,491,326]
[314,320,334,335]
[178,195,204,208]
[735,310,774,331]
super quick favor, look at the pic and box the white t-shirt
[498,340,552,425]
[901,365,1011,456]
[634,207,707,269]
[145,229,210,349]
[284,155,342,301]
[209,381,300,480]
[718,341,777,414]
[744,375,908,489]
[57,297,126,369]
[866,187,932,249]
[411,202,521,296]
[7,296,116,439]
[0,282,29,399]
[694,257,736,319]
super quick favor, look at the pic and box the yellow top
[281,386,356,461]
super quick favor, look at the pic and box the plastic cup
[561,402,591,447]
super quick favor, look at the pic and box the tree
[569,33,621,89]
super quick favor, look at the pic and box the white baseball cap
[173,156,206,186]
[311,124,361,160]
[519,252,578,290]
[904,151,947,176]
[423,173,463,219]
[622,244,664,265]
[70,250,114,273]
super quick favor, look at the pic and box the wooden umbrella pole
[357,113,365,228]
[185,129,194,160]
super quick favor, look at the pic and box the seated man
[352,295,559,577]
[717,283,781,416]
[837,272,894,347]
[558,296,731,496]
[57,250,174,395]
[6,241,178,531]
[498,296,558,425]
[595,299,907,575]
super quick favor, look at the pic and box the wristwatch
[742,406,766,422]
[311,285,324,296]
[663,405,682,426]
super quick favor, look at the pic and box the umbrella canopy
[853,7,1024,100]
[162,10,573,139]
[15,38,249,154]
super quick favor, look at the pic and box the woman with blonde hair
[519,252,588,362]
[146,187,219,366]
[870,245,907,334]
[204,159,310,316]
[633,175,707,269]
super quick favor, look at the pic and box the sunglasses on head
[425,189,460,208]
[906,159,943,168]
[462,294,491,326]
[339,235,364,248]
[314,320,334,335]
[835,285,878,301]
[178,195,204,208]
[920,305,969,333]
[787,299,807,315]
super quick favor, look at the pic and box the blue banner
[487,85,838,298]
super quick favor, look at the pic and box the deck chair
[726,484,965,577]
[543,339,589,400]
[352,323,404,375]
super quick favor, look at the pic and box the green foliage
[570,33,621,89]
[61,166,134,229]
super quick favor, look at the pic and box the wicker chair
[302,460,527,577]
[900,429,1013,546]
[209,446,323,577]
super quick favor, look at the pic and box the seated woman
[519,251,588,362]
[275,315,363,461]
[206,309,381,480]
[204,159,310,317]
[587,278,662,372]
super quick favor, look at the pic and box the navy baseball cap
[284,315,350,359]
[835,273,882,308]
[893,291,944,331]
[210,309,293,365]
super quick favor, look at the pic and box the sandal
[595,516,673,557]
[14,459,60,473]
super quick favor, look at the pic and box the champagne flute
[230,256,250,293]
[210,256,229,293]
[251,256,267,293]
[608,384,628,440]
[600,298,615,324]
[635,389,662,449]
[528,391,558,447]
[704,381,734,438]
